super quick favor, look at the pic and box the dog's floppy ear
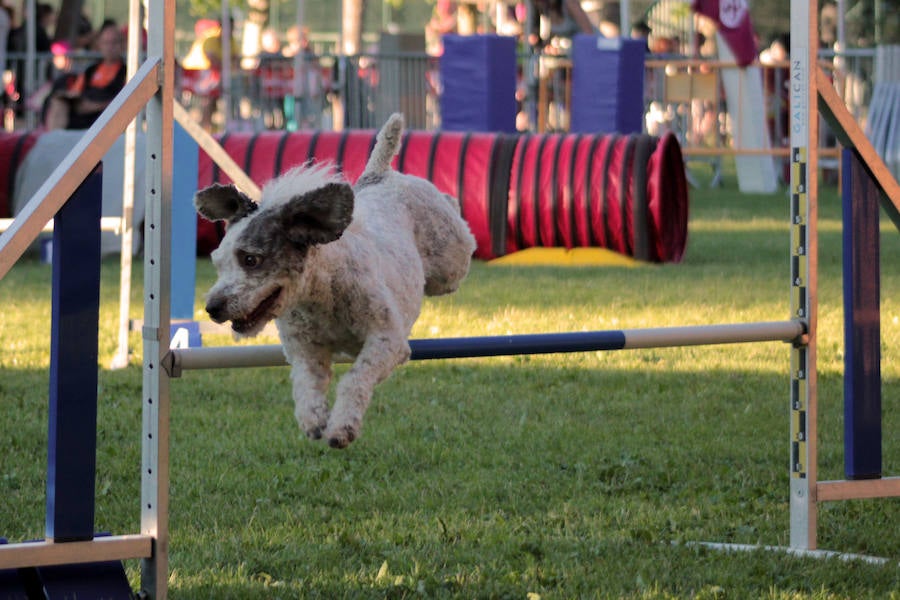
[194,183,258,224]
[280,182,354,246]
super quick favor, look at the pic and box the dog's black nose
[205,298,226,322]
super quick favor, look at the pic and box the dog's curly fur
[194,114,476,448]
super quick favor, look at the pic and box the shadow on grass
[2,357,899,598]
[160,361,899,599]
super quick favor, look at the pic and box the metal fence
[3,47,878,154]
[177,52,440,133]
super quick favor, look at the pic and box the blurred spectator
[282,24,308,58]
[256,27,285,128]
[650,35,679,55]
[631,19,652,53]
[7,2,55,113]
[8,3,54,55]
[0,4,10,76]
[182,19,219,71]
[72,11,94,51]
[760,32,789,146]
[425,0,456,54]
[201,17,237,71]
[49,40,72,73]
[259,27,281,59]
[0,3,9,126]
[121,3,148,54]
[43,21,125,129]
[283,25,324,129]
[761,32,790,180]
[182,18,228,130]
[25,39,71,119]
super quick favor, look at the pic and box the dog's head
[194,171,354,337]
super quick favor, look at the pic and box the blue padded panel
[571,35,645,134]
[440,35,517,133]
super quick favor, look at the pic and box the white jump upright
[0,0,167,595]
[788,0,819,550]
[789,0,900,552]
[139,0,176,596]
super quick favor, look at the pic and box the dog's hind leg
[326,331,411,448]
[288,350,333,440]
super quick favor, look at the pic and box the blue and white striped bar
[165,320,805,376]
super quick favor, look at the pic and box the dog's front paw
[325,423,359,449]
[296,408,329,442]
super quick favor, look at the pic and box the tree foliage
[184,0,246,19]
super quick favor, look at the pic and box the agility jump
[0,0,899,598]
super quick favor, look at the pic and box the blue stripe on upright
[171,122,199,321]
[410,330,627,360]
[842,148,882,480]
[47,170,102,541]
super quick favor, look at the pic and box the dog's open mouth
[231,287,283,334]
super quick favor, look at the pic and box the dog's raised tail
[360,113,404,183]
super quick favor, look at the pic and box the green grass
[2,164,900,598]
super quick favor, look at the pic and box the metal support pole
[111,0,144,370]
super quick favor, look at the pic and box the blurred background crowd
[0,0,896,178]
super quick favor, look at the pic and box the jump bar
[165,320,805,377]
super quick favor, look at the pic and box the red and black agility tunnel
[507,132,688,262]
[0,128,686,262]
[197,129,513,259]
[0,131,41,220]
[197,129,687,263]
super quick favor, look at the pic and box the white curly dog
[194,114,476,448]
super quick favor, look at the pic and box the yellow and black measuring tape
[790,145,808,479]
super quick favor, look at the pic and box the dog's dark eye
[238,252,262,269]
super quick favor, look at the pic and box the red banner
[692,0,758,67]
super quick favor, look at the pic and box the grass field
[1,165,899,598]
